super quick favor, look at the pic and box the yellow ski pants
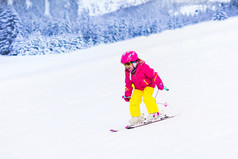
[130,87,159,117]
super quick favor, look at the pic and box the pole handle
[122,96,131,99]
[164,86,169,91]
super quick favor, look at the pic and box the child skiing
[121,51,165,127]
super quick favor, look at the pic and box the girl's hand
[122,96,131,102]
[158,83,164,90]
[124,97,130,102]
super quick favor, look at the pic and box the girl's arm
[144,64,164,90]
[124,72,133,97]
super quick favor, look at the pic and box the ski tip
[125,125,134,129]
[110,129,118,132]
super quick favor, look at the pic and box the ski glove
[158,83,164,90]
[122,96,131,102]
[124,98,130,102]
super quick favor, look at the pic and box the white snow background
[1,17,238,159]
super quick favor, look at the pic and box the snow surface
[80,0,231,16]
[79,0,151,16]
[25,0,32,9]
[180,5,209,15]
[1,17,238,159]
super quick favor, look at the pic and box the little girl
[121,51,164,126]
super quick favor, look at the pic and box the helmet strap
[131,62,138,74]
[131,67,136,74]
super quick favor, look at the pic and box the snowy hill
[1,17,238,159]
[80,0,152,16]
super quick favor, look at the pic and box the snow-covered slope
[80,0,151,16]
[1,17,238,159]
[81,0,231,16]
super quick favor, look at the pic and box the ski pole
[155,86,169,107]
[156,102,168,107]
[155,85,169,98]
[155,89,159,99]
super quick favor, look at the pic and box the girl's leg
[130,89,143,117]
[143,87,159,114]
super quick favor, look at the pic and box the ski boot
[146,112,160,123]
[126,114,145,127]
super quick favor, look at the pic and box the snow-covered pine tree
[10,34,27,56]
[167,15,182,30]
[79,9,93,47]
[90,23,101,45]
[143,22,151,36]
[230,0,238,8]
[0,7,20,55]
[213,3,228,21]
[127,19,136,39]
[150,20,159,34]
[118,19,128,41]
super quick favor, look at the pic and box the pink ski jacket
[124,59,163,97]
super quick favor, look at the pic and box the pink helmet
[121,51,138,64]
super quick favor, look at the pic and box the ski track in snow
[1,17,238,159]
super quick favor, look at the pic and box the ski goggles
[123,61,136,67]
